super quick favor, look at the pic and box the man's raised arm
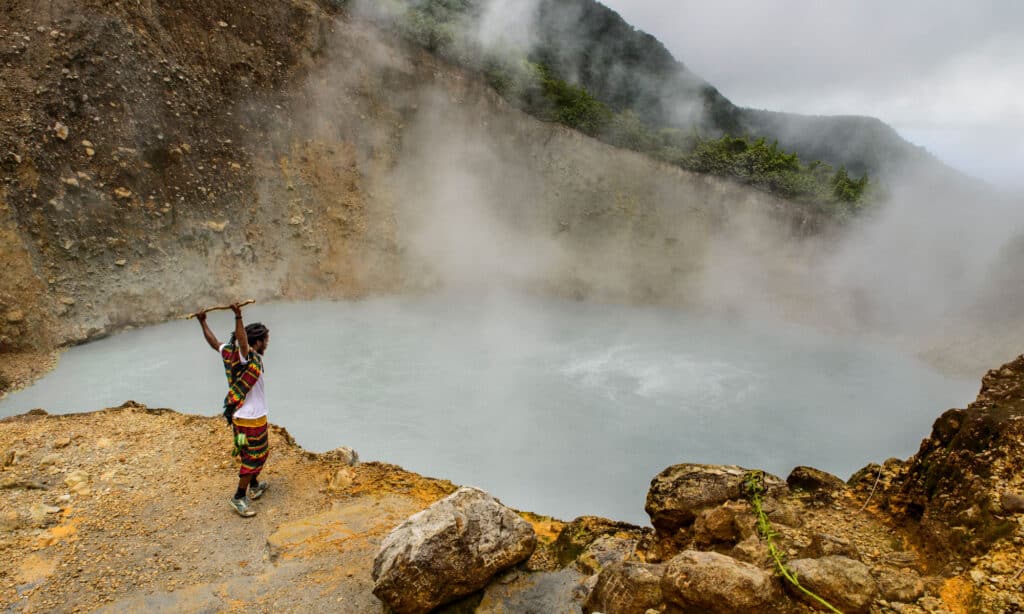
[196,311,221,351]
[231,303,250,356]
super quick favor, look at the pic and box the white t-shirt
[220,344,267,420]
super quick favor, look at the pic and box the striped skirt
[232,416,270,477]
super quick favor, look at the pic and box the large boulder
[786,466,846,493]
[645,464,784,534]
[661,550,782,613]
[584,561,665,614]
[785,556,878,613]
[372,487,537,614]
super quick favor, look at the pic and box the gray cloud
[600,0,1024,188]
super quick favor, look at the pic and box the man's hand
[196,309,220,350]
[230,303,243,317]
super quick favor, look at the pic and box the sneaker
[230,496,257,517]
[249,481,269,500]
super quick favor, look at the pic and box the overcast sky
[599,1,1024,189]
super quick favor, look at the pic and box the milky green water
[0,292,976,524]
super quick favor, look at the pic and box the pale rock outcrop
[327,467,355,492]
[661,550,782,613]
[371,487,536,614]
[320,446,359,466]
[583,561,665,614]
[786,556,878,613]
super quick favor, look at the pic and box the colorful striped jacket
[221,343,263,422]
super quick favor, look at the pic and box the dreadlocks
[230,322,270,347]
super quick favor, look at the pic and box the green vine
[742,471,843,614]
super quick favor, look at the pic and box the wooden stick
[182,299,255,320]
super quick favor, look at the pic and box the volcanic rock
[552,516,644,568]
[1,510,22,532]
[64,469,91,495]
[805,532,861,560]
[327,467,354,492]
[1001,492,1024,514]
[785,556,878,613]
[645,464,783,532]
[730,534,771,566]
[786,466,847,493]
[693,503,743,547]
[661,550,782,613]
[576,534,638,575]
[876,568,925,603]
[371,486,536,614]
[29,502,61,526]
[584,561,664,614]
[320,446,359,466]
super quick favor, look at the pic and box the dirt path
[0,404,455,612]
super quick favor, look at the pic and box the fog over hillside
[347,0,1024,376]
[601,0,1024,191]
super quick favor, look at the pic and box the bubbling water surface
[0,292,976,523]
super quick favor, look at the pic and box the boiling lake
[0,292,977,524]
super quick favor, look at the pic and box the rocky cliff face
[0,0,812,373]
[886,356,1024,563]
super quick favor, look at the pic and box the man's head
[231,322,270,354]
[246,322,270,354]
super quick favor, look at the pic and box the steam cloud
[303,3,1024,377]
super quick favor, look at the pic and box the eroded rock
[584,561,664,614]
[646,464,783,533]
[372,487,536,614]
[661,550,782,613]
[731,534,771,566]
[552,516,643,568]
[1,510,22,532]
[64,469,91,495]
[876,568,925,603]
[28,502,61,527]
[327,467,354,492]
[785,556,877,613]
[787,466,847,493]
[576,534,638,575]
[1001,492,1024,514]
[693,502,743,547]
[805,532,860,560]
[320,446,359,466]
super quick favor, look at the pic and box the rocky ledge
[2,355,1023,613]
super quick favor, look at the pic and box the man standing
[196,303,271,517]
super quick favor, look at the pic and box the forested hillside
[350,0,957,216]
